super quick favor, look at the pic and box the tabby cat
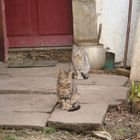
[72,45,90,80]
[56,69,80,111]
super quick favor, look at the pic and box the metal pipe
[123,0,133,68]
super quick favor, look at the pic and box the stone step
[0,94,57,112]
[48,104,108,132]
[0,111,49,129]
[48,86,129,132]
[0,74,128,94]
[0,94,56,129]
[8,46,72,64]
[0,67,129,130]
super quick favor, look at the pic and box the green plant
[129,81,135,100]
[43,127,56,134]
[4,135,16,140]
[129,81,140,102]
[128,81,140,113]
[137,82,140,97]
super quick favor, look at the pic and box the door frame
[0,0,8,61]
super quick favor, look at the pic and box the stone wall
[8,47,72,64]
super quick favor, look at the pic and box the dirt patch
[104,101,140,140]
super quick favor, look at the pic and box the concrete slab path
[0,111,50,129]
[48,104,108,132]
[0,62,129,131]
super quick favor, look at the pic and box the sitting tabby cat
[72,45,90,80]
[56,69,80,111]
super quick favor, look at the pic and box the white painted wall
[96,0,140,66]
[127,0,140,66]
[130,10,140,80]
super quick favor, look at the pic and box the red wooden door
[4,0,73,47]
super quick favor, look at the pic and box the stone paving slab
[79,85,129,105]
[76,74,128,87]
[0,111,49,129]
[48,104,108,132]
[0,74,128,94]
[48,85,128,132]
[0,94,57,113]
[0,77,57,93]
[0,62,129,130]
[0,63,71,78]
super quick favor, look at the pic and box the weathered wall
[96,0,140,66]
[72,0,98,44]
[127,0,140,66]
[130,11,140,81]
[8,47,72,64]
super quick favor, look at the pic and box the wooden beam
[0,0,8,61]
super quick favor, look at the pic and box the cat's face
[72,46,84,68]
[72,45,83,59]
[58,70,72,85]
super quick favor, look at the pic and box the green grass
[4,135,16,140]
[43,127,56,134]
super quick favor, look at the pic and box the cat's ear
[58,69,64,76]
[73,45,78,50]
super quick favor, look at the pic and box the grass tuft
[4,135,16,140]
[43,127,56,134]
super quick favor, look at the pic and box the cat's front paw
[62,105,71,110]
[62,106,66,110]
[63,105,72,110]
[75,75,84,80]
[81,73,89,79]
